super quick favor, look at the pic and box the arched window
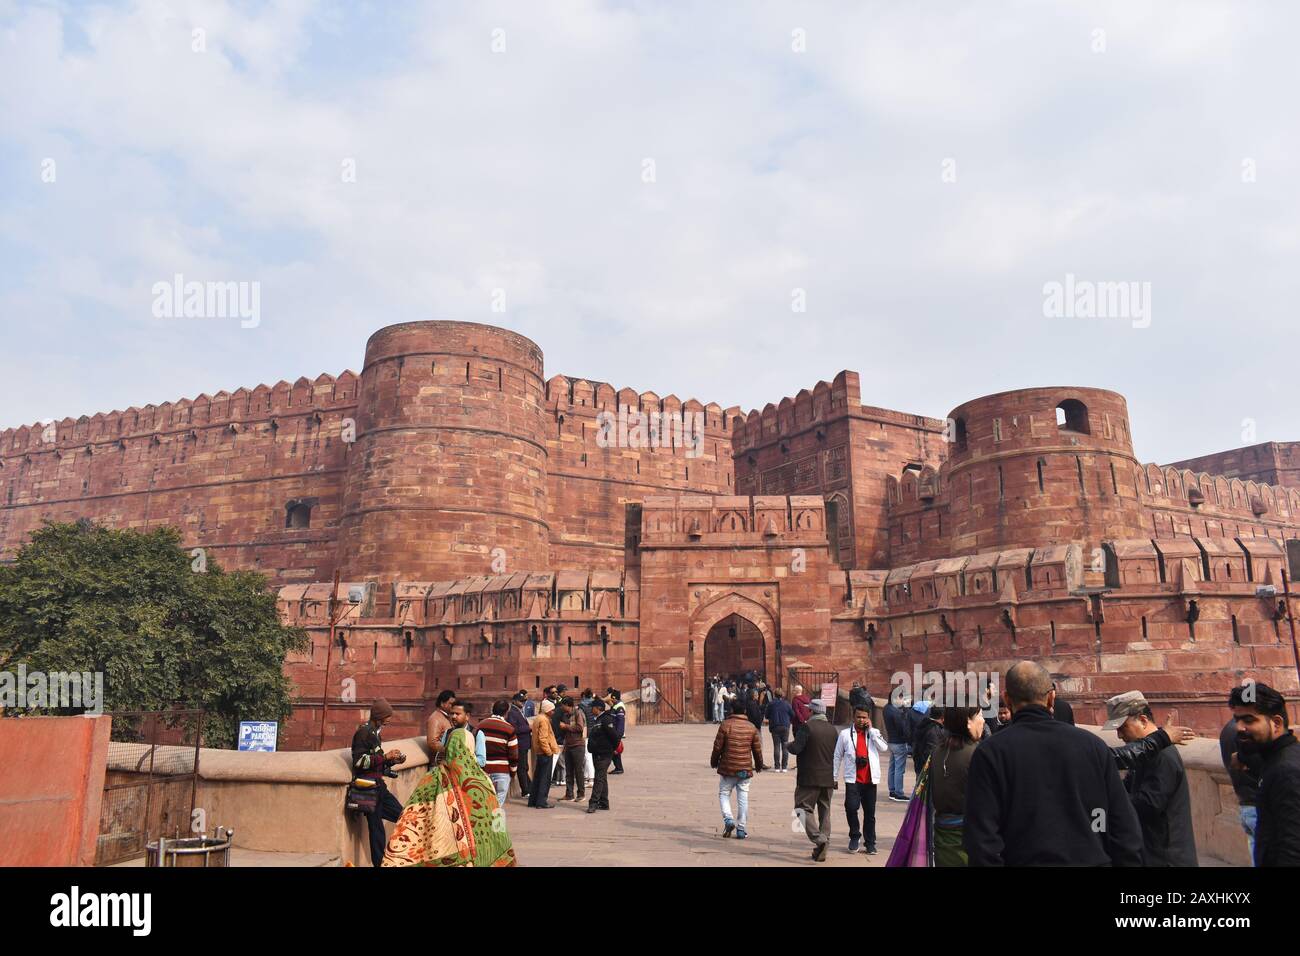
[1056,399,1090,435]
[952,417,968,452]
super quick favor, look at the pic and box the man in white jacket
[833,705,890,854]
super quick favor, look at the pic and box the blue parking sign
[238,721,278,752]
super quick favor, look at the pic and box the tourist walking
[1229,681,1300,866]
[586,697,621,812]
[766,688,794,772]
[351,698,407,867]
[711,698,766,838]
[963,662,1143,866]
[832,704,888,854]
[929,705,984,866]
[745,688,765,732]
[789,700,839,861]
[479,699,520,822]
[1103,691,1196,866]
[882,694,911,801]
[528,704,559,809]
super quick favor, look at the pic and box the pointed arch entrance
[690,592,779,720]
[703,614,767,684]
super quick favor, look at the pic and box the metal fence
[96,710,203,866]
[787,668,849,722]
[636,671,685,724]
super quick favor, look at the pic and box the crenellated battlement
[1135,462,1300,523]
[544,373,737,435]
[730,370,945,452]
[0,371,359,457]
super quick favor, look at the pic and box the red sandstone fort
[3,320,1298,747]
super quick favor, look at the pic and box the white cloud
[0,0,1297,464]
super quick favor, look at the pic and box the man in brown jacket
[529,708,559,809]
[789,699,839,861]
[558,696,588,801]
[711,699,766,838]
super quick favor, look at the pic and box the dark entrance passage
[703,613,767,687]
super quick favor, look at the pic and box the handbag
[885,757,933,868]
[345,777,379,815]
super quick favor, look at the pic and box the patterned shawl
[382,727,518,867]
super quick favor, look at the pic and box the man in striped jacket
[479,699,520,821]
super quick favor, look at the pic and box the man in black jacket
[789,700,839,861]
[507,691,533,800]
[913,705,945,775]
[1219,714,1261,859]
[882,695,911,800]
[964,661,1143,866]
[350,698,406,867]
[585,697,621,813]
[1104,691,1197,866]
[1230,681,1300,866]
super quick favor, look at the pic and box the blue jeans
[718,775,751,829]
[1241,805,1258,864]
[770,726,790,769]
[888,743,908,795]
[490,773,511,823]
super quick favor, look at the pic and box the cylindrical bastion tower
[336,321,549,589]
[940,386,1151,553]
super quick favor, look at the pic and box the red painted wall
[0,715,110,866]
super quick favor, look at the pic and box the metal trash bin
[146,827,235,867]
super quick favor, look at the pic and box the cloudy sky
[1,0,1296,464]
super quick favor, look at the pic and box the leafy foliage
[0,521,307,748]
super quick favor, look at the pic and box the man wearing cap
[351,698,406,867]
[551,684,569,789]
[606,688,628,774]
[1105,691,1197,866]
[789,698,840,861]
[507,690,533,800]
[964,661,1143,866]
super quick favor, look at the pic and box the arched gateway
[691,593,778,720]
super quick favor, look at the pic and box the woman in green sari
[383,725,518,867]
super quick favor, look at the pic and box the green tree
[0,521,307,748]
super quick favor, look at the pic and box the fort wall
[732,371,946,569]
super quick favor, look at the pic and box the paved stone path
[504,723,915,867]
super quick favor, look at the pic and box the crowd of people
[708,662,1300,867]
[348,685,627,867]
[349,663,1298,868]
